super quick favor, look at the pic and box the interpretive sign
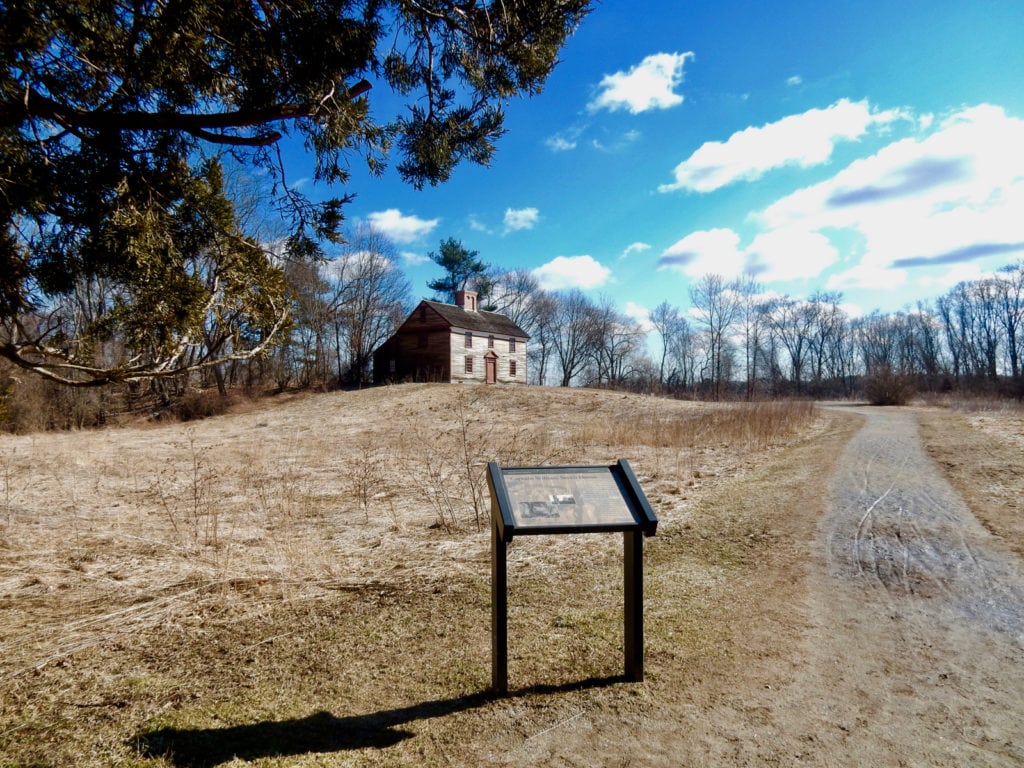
[487,459,658,694]
[489,460,658,541]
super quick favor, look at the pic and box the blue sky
[290,0,1024,324]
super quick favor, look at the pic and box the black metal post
[623,529,644,681]
[491,522,509,694]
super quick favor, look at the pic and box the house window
[465,331,473,348]
[509,337,516,352]
[465,356,474,373]
[488,335,495,348]
[509,360,517,377]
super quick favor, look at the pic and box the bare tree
[488,269,545,332]
[585,297,646,387]
[690,274,741,399]
[765,297,817,394]
[735,275,766,400]
[649,301,683,388]
[996,262,1024,382]
[528,292,559,386]
[552,289,597,387]
[333,230,412,386]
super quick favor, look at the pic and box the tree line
[480,261,1024,400]
[2,234,1023,430]
[267,250,1024,399]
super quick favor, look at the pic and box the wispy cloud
[468,215,492,234]
[786,75,803,87]
[366,209,439,244]
[589,52,695,114]
[504,207,540,232]
[659,99,908,193]
[620,242,652,260]
[592,129,642,153]
[533,255,611,290]
[546,135,578,152]
[400,250,430,266]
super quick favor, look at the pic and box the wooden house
[373,291,528,384]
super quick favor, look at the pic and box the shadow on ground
[134,676,623,767]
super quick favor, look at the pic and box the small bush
[173,390,230,421]
[861,369,916,406]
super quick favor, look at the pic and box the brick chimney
[455,290,478,312]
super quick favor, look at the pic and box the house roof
[421,300,529,338]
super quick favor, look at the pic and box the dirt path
[768,406,1024,766]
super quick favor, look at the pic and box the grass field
[1,385,1017,766]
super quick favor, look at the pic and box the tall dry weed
[149,431,220,549]
[571,399,816,452]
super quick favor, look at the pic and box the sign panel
[502,468,636,530]
[488,459,658,540]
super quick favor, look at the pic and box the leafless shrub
[861,369,916,406]
[173,389,231,422]
[344,438,391,522]
[150,432,220,548]
[1,448,12,533]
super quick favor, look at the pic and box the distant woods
[2,252,1023,430]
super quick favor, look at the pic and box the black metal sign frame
[486,459,658,694]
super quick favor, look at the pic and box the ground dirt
[0,387,1021,767]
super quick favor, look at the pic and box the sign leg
[492,524,509,694]
[623,530,644,682]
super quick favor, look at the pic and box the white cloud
[915,263,987,294]
[623,301,654,333]
[826,262,909,291]
[656,106,1024,293]
[366,208,439,244]
[589,52,694,114]
[656,227,839,284]
[533,255,611,290]
[758,104,1024,277]
[745,228,840,281]
[786,75,803,87]
[659,99,907,193]
[504,207,540,232]
[658,228,746,278]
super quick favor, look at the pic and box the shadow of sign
[134,676,623,767]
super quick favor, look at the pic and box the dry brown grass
[917,405,1024,558]
[0,384,828,767]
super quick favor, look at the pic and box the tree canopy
[426,237,487,303]
[0,0,590,384]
